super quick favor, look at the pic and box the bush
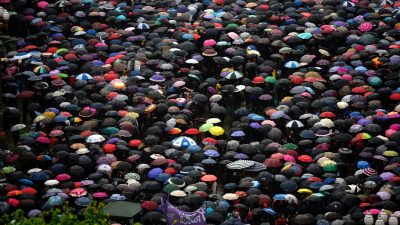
[0,202,109,225]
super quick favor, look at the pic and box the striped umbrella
[76,73,93,80]
[171,136,197,148]
[284,61,300,68]
[226,160,255,170]
[225,71,244,80]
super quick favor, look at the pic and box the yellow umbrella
[209,126,224,136]
[42,111,55,119]
[125,112,139,119]
[297,188,313,194]
[112,81,126,90]
[383,150,399,157]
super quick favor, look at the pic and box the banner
[160,198,206,225]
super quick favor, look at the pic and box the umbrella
[171,136,197,148]
[286,120,304,129]
[226,160,255,170]
[209,126,224,136]
[103,201,142,218]
[284,61,300,68]
[10,124,26,132]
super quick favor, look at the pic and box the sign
[160,198,206,225]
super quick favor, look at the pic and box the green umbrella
[102,127,119,135]
[323,163,337,172]
[56,73,69,78]
[199,123,214,132]
[2,166,16,174]
[163,184,179,194]
[103,201,142,218]
[55,48,68,55]
[283,143,297,150]
[264,76,277,84]
[20,132,32,139]
[316,137,331,144]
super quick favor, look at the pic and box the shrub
[0,202,109,225]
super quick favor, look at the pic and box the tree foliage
[0,202,109,225]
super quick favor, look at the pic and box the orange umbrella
[200,174,217,182]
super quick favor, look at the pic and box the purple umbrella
[234,153,249,159]
[106,138,120,144]
[270,111,285,120]
[357,119,372,126]
[231,131,245,137]
[380,172,395,181]
[250,122,261,129]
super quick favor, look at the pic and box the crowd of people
[1,0,400,224]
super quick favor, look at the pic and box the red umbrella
[185,128,200,135]
[390,93,400,101]
[202,137,218,145]
[141,201,159,210]
[17,91,34,99]
[263,158,282,168]
[128,139,142,147]
[298,155,313,163]
[319,112,336,118]
[194,191,208,198]
[103,144,117,153]
[21,187,37,195]
[201,174,218,182]
[352,86,367,94]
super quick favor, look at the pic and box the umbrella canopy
[103,201,142,218]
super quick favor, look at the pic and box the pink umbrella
[284,154,296,162]
[49,130,64,137]
[36,137,50,144]
[92,192,108,199]
[69,188,87,197]
[55,173,71,181]
[203,39,216,46]
[358,22,373,32]
[37,1,49,9]
[364,209,380,215]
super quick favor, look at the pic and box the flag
[160,197,206,225]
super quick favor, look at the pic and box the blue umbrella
[50,26,63,33]
[263,208,277,215]
[201,158,217,164]
[76,73,93,81]
[204,150,220,157]
[30,172,50,181]
[280,180,298,193]
[186,145,201,153]
[47,196,64,206]
[273,194,286,200]
[248,113,265,121]
[182,33,194,40]
[19,179,34,186]
[298,32,312,40]
[75,197,91,206]
[137,23,150,30]
[171,136,197,148]
[155,173,170,182]
[284,61,300,68]
[147,168,163,179]
[54,115,68,123]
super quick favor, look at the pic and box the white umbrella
[86,134,106,143]
[10,124,26,132]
